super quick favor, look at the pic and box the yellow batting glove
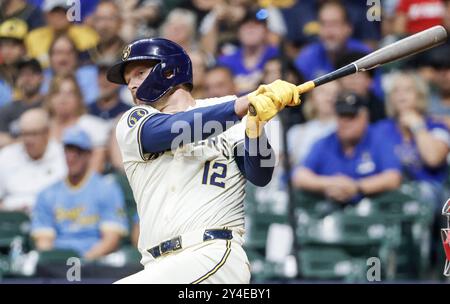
[252,80,301,107]
[246,113,266,139]
[247,92,281,122]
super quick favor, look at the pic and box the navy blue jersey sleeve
[234,131,275,187]
[141,100,240,153]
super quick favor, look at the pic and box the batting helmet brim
[106,57,158,85]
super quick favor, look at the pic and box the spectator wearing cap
[45,74,110,173]
[217,7,279,95]
[292,92,402,205]
[41,34,99,105]
[87,64,131,123]
[0,0,44,30]
[335,51,386,123]
[25,0,99,69]
[0,59,44,148]
[0,108,66,213]
[31,126,128,260]
[89,0,125,65]
[378,72,450,212]
[0,18,28,106]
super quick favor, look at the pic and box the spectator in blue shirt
[31,127,128,259]
[378,72,450,212]
[217,8,278,95]
[293,1,383,99]
[293,92,402,205]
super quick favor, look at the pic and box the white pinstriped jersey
[115,96,246,266]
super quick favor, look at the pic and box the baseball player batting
[107,38,299,284]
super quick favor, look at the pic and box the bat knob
[248,104,257,116]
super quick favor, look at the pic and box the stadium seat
[0,211,30,252]
[298,247,369,281]
[37,249,80,265]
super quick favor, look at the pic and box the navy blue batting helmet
[106,38,193,103]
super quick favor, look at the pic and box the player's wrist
[234,96,250,118]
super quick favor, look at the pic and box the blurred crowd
[0,0,450,281]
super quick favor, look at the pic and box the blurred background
[0,0,449,283]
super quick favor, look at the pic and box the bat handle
[297,81,316,94]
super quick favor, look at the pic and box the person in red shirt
[395,0,445,34]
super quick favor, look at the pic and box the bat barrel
[354,25,448,71]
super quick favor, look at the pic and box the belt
[147,229,234,259]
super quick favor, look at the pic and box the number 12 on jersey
[202,161,227,188]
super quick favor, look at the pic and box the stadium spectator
[0,18,28,107]
[45,74,110,173]
[292,92,402,204]
[160,8,199,53]
[394,0,445,35]
[87,64,130,123]
[200,1,286,56]
[217,7,278,95]
[0,108,66,212]
[287,81,340,166]
[90,0,125,65]
[335,51,386,123]
[427,45,450,127]
[41,34,99,105]
[203,65,237,99]
[0,0,44,30]
[0,59,44,148]
[199,0,249,56]
[378,72,450,211]
[25,0,99,68]
[293,1,370,82]
[31,127,128,259]
[189,50,208,99]
[119,0,162,42]
[28,0,101,24]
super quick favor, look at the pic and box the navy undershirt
[140,100,274,186]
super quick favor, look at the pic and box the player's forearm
[357,170,402,195]
[240,132,275,187]
[142,100,241,153]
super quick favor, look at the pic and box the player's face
[124,61,156,104]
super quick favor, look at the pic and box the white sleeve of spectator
[199,11,217,35]
[430,127,450,147]
[267,7,287,36]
